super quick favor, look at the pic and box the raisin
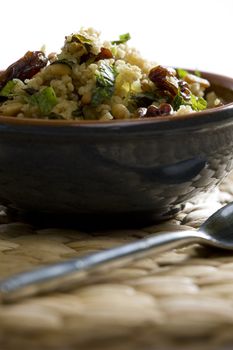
[178,80,191,100]
[141,103,173,118]
[149,65,179,98]
[159,103,173,115]
[145,105,160,117]
[95,47,113,61]
[0,51,48,90]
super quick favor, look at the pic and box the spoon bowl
[200,201,233,248]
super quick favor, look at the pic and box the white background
[1,0,233,76]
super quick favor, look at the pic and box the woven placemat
[1,174,233,350]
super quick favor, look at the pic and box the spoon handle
[0,229,201,303]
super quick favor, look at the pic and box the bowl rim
[0,102,233,128]
[0,70,232,128]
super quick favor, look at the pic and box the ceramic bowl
[0,71,233,226]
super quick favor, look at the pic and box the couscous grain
[0,28,221,120]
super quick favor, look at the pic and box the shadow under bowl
[0,71,233,228]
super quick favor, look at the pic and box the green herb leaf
[0,80,17,97]
[27,86,57,115]
[173,90,207,112]
[190,94,207,111]
[96,62,116,87]
[71,34,93,51]
[176,68,189,79]
[111,33,131,45]
[91,62,117,106]
[91,87,114,106]
[173,93,185,111]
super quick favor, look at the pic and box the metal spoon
[1,201,233,303]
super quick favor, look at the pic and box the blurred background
[1,0,232,76]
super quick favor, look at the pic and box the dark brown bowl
[0,71,233,227]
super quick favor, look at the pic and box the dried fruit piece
[149,65,179,97]
[159,103,173,115]
[178,80,192,100]
[146,105,160,117]
[139,103,174,118]
[95,47,113,61]
[0,51,48,90]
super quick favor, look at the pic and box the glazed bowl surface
[0,71,233,225]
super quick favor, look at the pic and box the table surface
[1,174,233,350]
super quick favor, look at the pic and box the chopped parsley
[70,34,93,51]
[190,94,207,111]
[0,79,18,97]
[173,93,184,111]
[91,62,117,106]
[26,86,57,115]
[173,89,207,112]
[176,68,189,79]
[111,33,131,45]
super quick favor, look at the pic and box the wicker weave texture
[1,174,233,350]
